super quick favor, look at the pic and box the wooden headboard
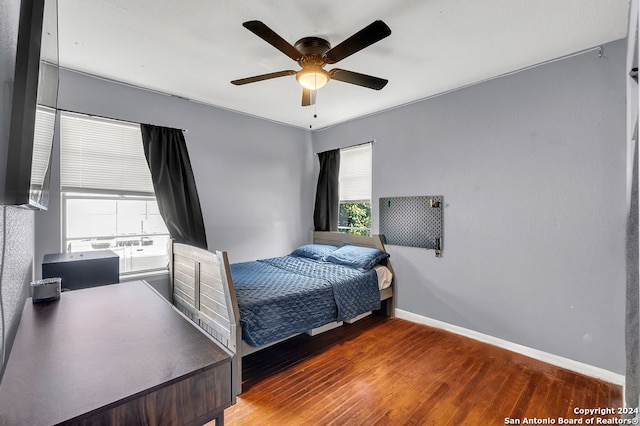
[314,231,394,277]
[313,231,386,251]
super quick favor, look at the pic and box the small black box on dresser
[42,250,120,290]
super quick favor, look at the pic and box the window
[60,112,170,275]
[338,143,372,235]
[32,106,56,189]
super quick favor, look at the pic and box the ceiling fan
[231,20,391,106]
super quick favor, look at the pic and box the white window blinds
[60,112,154,195]
[31,106,56,186]
[339,143,372,202]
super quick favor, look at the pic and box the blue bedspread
[230,255,380,347]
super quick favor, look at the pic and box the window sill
[120,268,169,283]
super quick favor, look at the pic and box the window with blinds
[338,143,372,235]
[60,112,169,275]
[31,106,56,188]
[60,112,154,195]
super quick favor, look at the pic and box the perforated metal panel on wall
[379,196,443,253]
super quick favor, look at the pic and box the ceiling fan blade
[324,20,391,64]
[329,68,388,90]
[243,21,304,62]
[301,88,316,106]
[231,70,297,85]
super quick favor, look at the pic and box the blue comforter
[230,255,380,347]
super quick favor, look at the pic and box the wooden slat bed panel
[173,255,197,309]
[173,274,193,292]
[173,287,196,309]
[171,245,237,335]
[173,265,196,290]
[199,285,226,318]
[200,264,229,318]
[198,319,231,349]
[173,253,196,272]
[170,242,242,400]
[174,298,232,350]
[199,290,230,320]
[174,276,195,299]
[173,263,196,285]
[200,281,225,303]
[200,297,232,334]
[173,264,196,284]
[174,294,196,314]
[199,317,232,346]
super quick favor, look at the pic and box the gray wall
[35,69,315,284]
[313,40,628,374]
[0,0,35,378]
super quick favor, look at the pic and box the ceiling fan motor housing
[294,37,332,90]
[295,37,331,57]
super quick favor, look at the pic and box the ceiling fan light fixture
[233,20,391,106]
[297,68,330,90]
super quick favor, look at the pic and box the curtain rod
[315,140,374,155]
[55,107,188,132]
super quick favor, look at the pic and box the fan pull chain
[310,97,318,129]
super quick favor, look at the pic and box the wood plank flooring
[219,315,623,425]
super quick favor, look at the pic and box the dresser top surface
[0,280,230,425]
[43,250,119,264]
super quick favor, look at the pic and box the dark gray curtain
[141,124,207,249]
[314,149,340,231]
[627,121,639,410]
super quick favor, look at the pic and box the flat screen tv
[4,0,58,210]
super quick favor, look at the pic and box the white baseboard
[395,309,625,386]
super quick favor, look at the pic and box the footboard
[169,242,241,399]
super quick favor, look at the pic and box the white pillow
[375,265,393,290]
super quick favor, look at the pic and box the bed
[169,231,394,398]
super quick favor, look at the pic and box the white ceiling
[57,0,631,130]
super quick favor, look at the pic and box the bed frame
[169,231,394,398]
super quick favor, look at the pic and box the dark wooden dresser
[0,280,232,425]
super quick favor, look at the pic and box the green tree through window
[339,202,371,235]
[338,143,372,236]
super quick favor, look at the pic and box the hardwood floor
[220,315,622,425]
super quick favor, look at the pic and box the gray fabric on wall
[627,122,640,410]
[313,149,340,232]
